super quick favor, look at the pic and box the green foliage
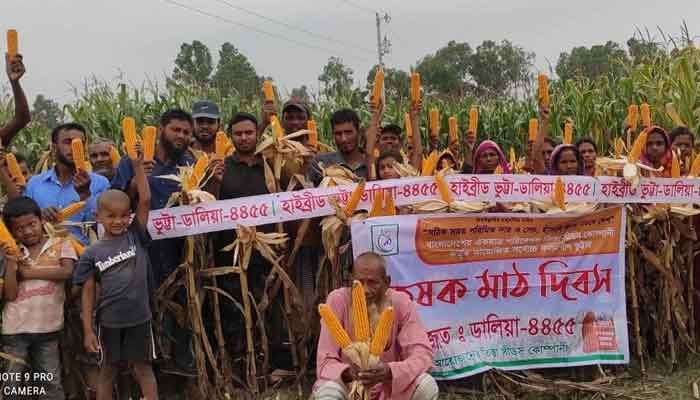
[212,42,260,99]
[172,40,213,86]
[556,41,629,81]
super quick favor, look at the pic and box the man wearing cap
[191,100,222,155]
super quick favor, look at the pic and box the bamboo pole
[627,221,645,375]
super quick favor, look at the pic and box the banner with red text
[147,173,689,239]
[350,207,628,379]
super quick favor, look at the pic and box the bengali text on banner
[350,207,629,379]
[146,173,697,239]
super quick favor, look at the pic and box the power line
[162,0,373,62]
[337,0,378,15]
[208,0,376,55]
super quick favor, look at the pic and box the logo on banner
[371,224,399,256]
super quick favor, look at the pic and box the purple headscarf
[473,140,511,174]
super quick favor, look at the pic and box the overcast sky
[2,0,699,104]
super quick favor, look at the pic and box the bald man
[313,252,438,400]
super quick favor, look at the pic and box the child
[1,196,78,399]
[73,149,156,400]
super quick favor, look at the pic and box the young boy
[1,196,78,399]
[73,148,156,400]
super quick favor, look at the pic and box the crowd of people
[0,47,696,400]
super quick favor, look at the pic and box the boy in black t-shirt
[73,147,157,399]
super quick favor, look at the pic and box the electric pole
[375,12,391,67]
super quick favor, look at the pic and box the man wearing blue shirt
[24,123,110,244]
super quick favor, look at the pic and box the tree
[172,40,213,86]
[32,94,63,129]
[468,40,534,96]
[212,42,259,98]
[365,65,410,100]
[556,41,629,81]
[415,41,472,96]
[318,57,354,99]
[627,37,666,65]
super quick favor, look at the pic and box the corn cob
[665,102,685,127]
[671,152,681,178]
[563,123,573,145]
[0,219,18,255]
[318,304,352,349]
[351,281,371,342]
[187,153,210,191]
[58,201,86,222]
[215,131,229,159]
[404,113,413,141]
[344,180,366,218]
[429,108,439,138]
[263,80,275,103]
[307,120,318,147]
[68,236,85,257]
[494,165,504,175]
[509,147,516,167]
[6,30,18,57]
[110,145,121,168]
[5,153,25,186]
[528,119,538,141]
[372,69,384,106]
[538,74,549,108]
[421,151,438,176]
[122,117,138,159]
[368,189,384,217]
[614,137,625,158]
[448,116,458,143]
[640,103,651,127]
[410,72,421,107]
[369,306,394,356]
[628,130,648,163]
[141,126,157,161]
[270,115,284,140]
[627,105,639,132]
[553,177,566,210]
[468,107,478,136]
[689,154,700,177]
[383,190,396,216]
[435,174,453,203]
[71,138,88,171]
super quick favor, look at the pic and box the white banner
[147,174,698,239]
[350,207,629,379]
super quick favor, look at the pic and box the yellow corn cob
[68,236,85,257]
[528,119,538,141]
[369,306,394,356]
[318,304,352,349]
[0,219,18,255]
[215,131,229,159]
[538,74,549,108]
[5,153,25,186]
[270,115,284,140]
[468,107,478,136]
[421,151,438,176]
[435,174,452,203]
[122,117,138,159]
[628,130,648,163]
[671,152,681,178]
[614,137,625,158]
[187,154,210,190]
[553,177,566,210]
[383,190,396,216]
[404,113,413,141]
[71,138,88,171]
[372,69,384,106]
[448,116,458,143]
[110,145,121,168]
[225,140,235,156]
[689,154,700,177]
[429,108,439,138]
[351,281,371,342]
[368,189,384,217]
[563,123,573,145]
[58,201,86,222]
[494,165,504,175]
[410,72,421,107]
[627,105,639,132]
[7,30,18,57]
[509,147,516,167]
[344,180,366,218]
[141,126,157,161]
[640,103,651,127]
[665,103,685,127]
[263,80,275,103]
[307,120,318,147]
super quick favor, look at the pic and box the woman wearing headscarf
[640,126,673,177]
[547,144,584,175]
[471,140,511,174]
